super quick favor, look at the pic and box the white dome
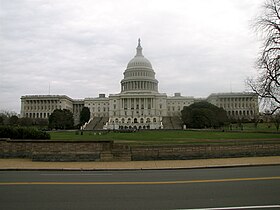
[120,39,159,93]
[126,39,153,69]
[127,56,153,69]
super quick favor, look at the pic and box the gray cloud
[0,0,264,113]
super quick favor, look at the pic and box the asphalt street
[0,166,280,210]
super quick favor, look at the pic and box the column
[133,98,135,109]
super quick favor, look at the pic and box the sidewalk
[0,156,280,171]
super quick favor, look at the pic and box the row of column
[25,112,50,119]
[121,98,155,110]
[122,81,157,92]
[25,99,59,105]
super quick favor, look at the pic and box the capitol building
[20,39,259,130]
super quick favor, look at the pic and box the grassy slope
[49,130,280,145]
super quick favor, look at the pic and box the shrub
[0,126,50,140]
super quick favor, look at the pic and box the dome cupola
[127,39,153,69]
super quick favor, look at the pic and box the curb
[1,163,280,171]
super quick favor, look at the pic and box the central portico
[104,39,167,130]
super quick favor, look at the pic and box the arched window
[153,118,157,122]
[140,118,144,123]
[146,118,150,123]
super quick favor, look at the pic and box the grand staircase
[83,117,109,130]
[162,116,183,129]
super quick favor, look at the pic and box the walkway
[0,156,280,171]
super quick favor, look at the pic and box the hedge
[0,126,50,140]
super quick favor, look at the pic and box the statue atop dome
[136,38,143,57]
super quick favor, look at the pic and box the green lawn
[49,129,280,145]
[226,123,278,132]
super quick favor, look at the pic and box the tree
[247,0,280,114]
[8,115,19,125]
[252,114,260,128]
[18,117,33,126]
[0,116,4,125]
[80,107,90,125]
[0,110,18,125]
[273,112,280,130]
[33,118,49,127]
[181,101,229,129]
[49,109,74,129]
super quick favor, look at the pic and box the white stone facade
[20,39,259,128]
[207,93,259,120]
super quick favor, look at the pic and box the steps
[171,116,183,129]
[162,116,182,129]
[162,117,172,129]
[95,117,109,130]
[100,144,132,161]
[83,117,109,130]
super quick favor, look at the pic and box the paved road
[0,166,280,210]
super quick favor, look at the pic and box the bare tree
[247,0,280,114]
[273,112,280,130]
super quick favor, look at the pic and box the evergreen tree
[49,109,74,129]
[80,107,90,125]
[181,101,229,129]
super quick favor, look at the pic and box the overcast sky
[0,0,264,113]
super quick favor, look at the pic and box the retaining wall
[130,144,280,160]
[1,139,280,161]
[0,139,112,161]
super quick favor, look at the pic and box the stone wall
[1,139,280,161]
[130,144,280,160]
[0,139,112,161]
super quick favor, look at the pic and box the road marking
[0,176,280,185]
[40,173,112,176]
[180,205,280,209]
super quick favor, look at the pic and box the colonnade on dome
[121,80,158,92]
